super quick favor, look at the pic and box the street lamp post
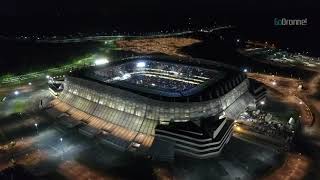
[60,138,64,160]
[34,123,38,135]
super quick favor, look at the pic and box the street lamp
[59,137,64,160]
[235,126,242,132]
[14,90,19,96]
[34,123,38,134]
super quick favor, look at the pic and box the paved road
[248,73,314,126]
[248,72,320,179]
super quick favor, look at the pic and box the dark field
[0,39,101,76]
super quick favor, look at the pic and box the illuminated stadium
[46,56,266,159]
[86,59,226,98]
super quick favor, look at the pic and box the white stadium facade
[46,56,266,160]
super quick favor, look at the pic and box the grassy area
[0,54,94,85]
[0,38,123,86]
[13,100,27,113]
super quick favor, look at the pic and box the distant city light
[136,62,146,68]
[243,69,248,73]
[94,58,109,66]
[14,90,19,95]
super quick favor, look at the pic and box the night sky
[1,1,318,29]
[0,0,319,54]
[1,0,318,17]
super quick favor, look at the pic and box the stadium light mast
[136,62,146,68]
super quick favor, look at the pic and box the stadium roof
[72,56,244,102]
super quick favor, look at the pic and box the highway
[262,153,311,180]
[247,71,320,179]
[247,73,314,126]
[249,72,320,140]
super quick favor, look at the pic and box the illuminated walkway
[46,98,154,151]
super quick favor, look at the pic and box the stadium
[46,56,266,159]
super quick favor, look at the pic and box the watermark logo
[274,18,308,26]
